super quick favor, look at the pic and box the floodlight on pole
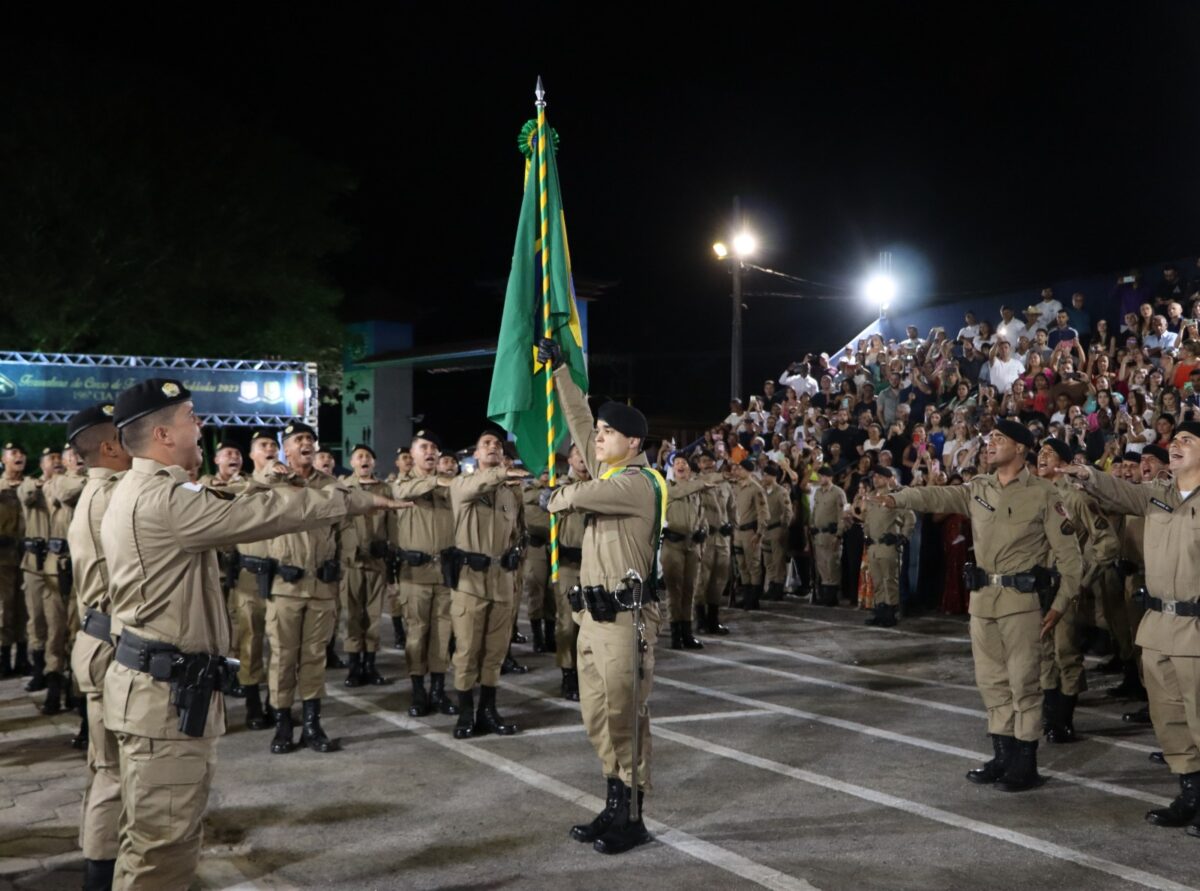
[732,232,758,258]
[712,241,729,259]
[863,273,897,308]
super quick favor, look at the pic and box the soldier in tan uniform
[551,445,589,699]
[340,444,396,687]
[810,466,848,606]
[447,431,527,738]
[252,421,351,755]
[1057,421,1200,832]
[387,448,415,648]
[662,455,708,649]
[44,446,86,717]
[19,447,65,700]
[522,470,556,653]
[879,419,1082,792]
[392,430,458,716]
[760,464,793,600]
[542,340,663,855]
[1112,451,1152,724]
[64,404,129,891]
[858,466,915,627]
[102,379,397,889]
[1090,453,1137,687]
[694,451,733,635]
[0,443,27,678]
[730,459,768,610]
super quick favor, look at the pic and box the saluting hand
[370,495,413,510]
[1040,608,1062,640]
[1051,464,1090,482]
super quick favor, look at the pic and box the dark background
[3,2,1198,445]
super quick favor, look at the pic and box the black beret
[213,441,241,453]
[597,401,648,440]
[1072,445,1088,457]
[114,378,191,429]
[763,464,782,480]
[1122,451,1143,462]
[41,446,60,457]
[350,443,376,458]
[1174,421,1200,440]
[281,421,317,441]
[871,465,895,479]
[739,458,757,471]
[66,403,116,443]
[992,418,1035,450]
[1041,437,1073,464]
[249,429,278,444]
[818,465,835,477]
[2,442,25,454]
[411,429,443,451]
[1142,445,1170,464]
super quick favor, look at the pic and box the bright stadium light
[732,231,757,258]
[712,241,729,259]
[863,272,897,309]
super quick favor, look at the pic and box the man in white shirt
[995,305,1028,346]
[779,361,818,398]
[899,326,924,354]
[988,340,1026,395]
[956,311,981,345]
[1034,287,1062,332]
[1143,315,1179,358]
[723,398,746,427]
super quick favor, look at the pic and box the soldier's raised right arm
[1076,466,1152,517]
[448,467,510,504]
[393,475,438,500]
[553,365,598,478]
[892,484,971,516]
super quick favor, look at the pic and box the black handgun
[239,555,277,600]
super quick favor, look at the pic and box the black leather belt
[527,532,549,548]
[811,523,838,534]
[81,608,112,643]
[558,545,583,564]
[766,522,782,531]
[662,528,688,543]
[1139,590,1200,617]
[963,564,1052,594]
[115,629,184,680]
[737,521,758,532]
[567,583,659,622]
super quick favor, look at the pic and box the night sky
[9,3,1200,429]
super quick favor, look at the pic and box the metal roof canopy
[0,351,318,426]
[356,340,498,373]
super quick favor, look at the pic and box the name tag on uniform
[973,496,995,512]
[1150,498,1174,514]
[180,482,203,493]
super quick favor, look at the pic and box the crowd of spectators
[657,262,1200,615]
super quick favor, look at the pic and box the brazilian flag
[486,118,588,475]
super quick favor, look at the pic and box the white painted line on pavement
[478,708,777,739]
[756,606,973,644]
[329,688,821,891]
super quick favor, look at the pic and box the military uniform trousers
[695,536,731,607]
[232,584,267,687]
[114,732,217,890]
[1093,564,1133,662]
[969,598,1043,741]
[342,566,386,654]
[1124,570,1148,680]
[867,543,901,607]
[762,526,789,586]
[575,604,661,789]
[71,634,119,860]
[732,529,762,586]
[553,562,581,669]
[450,582,516,690]
[812,532,842,587]
[523,545,555,622]
[1143,649,1200,774]
[0,562,26,647]
[1038,599,1085,695]
[24,569,67,672]
[661,540,701,622]
[402,579,453,676]
[266,595,336,709]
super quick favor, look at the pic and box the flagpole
[536,76,560,585]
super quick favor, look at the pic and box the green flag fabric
[486,123,588,475]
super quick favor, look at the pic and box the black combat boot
[428,673,458,715]
[742,585,762,611]
[543,619,557,653]
[511,623,528,645]
[24,649,46,692]
[706,604,729,635]
[561,668,580,701]
[70,699,88,750]
[13,641,31,676]
[880,604,899,627]
[40,671,63,715]
[83,857,115,891]
[453,690,475,738]
[408,675,430,717]
[1097,654,1124,674]
[63,672,79,710]
[681,621,704,649]
[0,644,12,678]
[501,647,529,675]
[1123,705,1152,724]
[392,615,406,650]
[820,585,839,606]
[864,604,887,627]
[570,777,622,842]
[1047,693,1078,744]
[244,684,270,731]
[966,734,1013,785]
[1040,688,1057,735]
[474,684,517,736]
[1108,661,1146,699]
[593,783,652,855]
[325,642,346,670]
[300,699,337,752]
[996,739,1045,792]
[669,621,684,650]
[343,652,366,688]
[362,652,389,685]
[1147,772,1200,826]
[694,602,707,630]
[1150,751,1167,765]
[765,582,785,601]
[270,708,296,754]
[531,621,547,653]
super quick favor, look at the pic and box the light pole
[713,196,757,402]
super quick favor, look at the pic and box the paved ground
[2,600,1198,891]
